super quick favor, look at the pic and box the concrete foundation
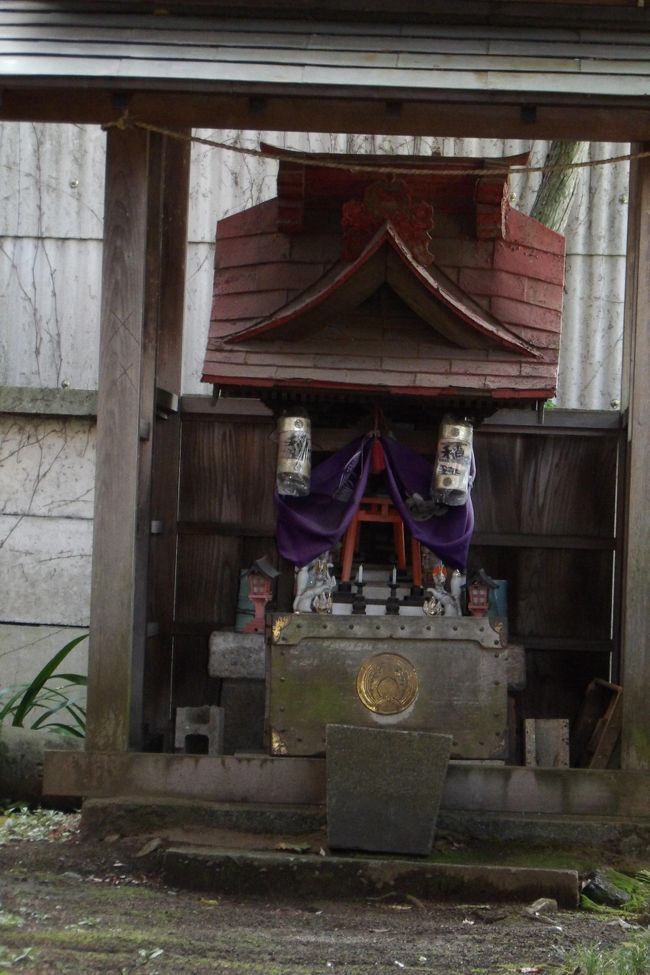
[1,726,83,802]
[44,751,650,819]
[162,846,580,906]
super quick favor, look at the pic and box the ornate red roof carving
[203,149,565,409]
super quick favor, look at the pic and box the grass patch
[571,932,650,974]
[426,841,602,873]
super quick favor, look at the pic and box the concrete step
[80,797,650,859]
[81,796,326,838]
[161,845,580,906]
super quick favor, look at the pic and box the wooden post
[620,148,650,770]
[145,132,191,748]
[86,125,190,752]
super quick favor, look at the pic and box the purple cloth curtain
[275,434,474,570]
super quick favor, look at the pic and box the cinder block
[175,706,224,756]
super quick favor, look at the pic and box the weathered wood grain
[179,420,276,526]
[175,535,242,626]
[473,432,617,537]
[620,149,650,770]
[172,635,221,710]
[5,87,650,143]
[511,548,612,641]
[145,131,191,746]
[85,125,150,752]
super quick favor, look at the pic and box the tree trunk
[530,141,589,234]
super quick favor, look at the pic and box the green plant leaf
[0,685,29,722]
[64,703,86,731]
[53,674,88,686]
[36,721,85,737]
[11,634,87,727]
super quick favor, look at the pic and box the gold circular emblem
[356,653,419,715]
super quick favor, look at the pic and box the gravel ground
[1,809,649,975]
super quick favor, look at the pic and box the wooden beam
[3,86,650,142]
[620,147,650,770]
[86,127,191,752]
[86,124,151,752]
[146,131,191,748]
[30,0,650,29]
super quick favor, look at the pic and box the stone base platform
[79,795,650,858]
[161,845,581,906]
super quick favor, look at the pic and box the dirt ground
[1,812,648,975]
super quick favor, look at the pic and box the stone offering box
[267,613,517,759]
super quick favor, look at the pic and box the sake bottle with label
[431,416,474,506]
[276,408,311,497]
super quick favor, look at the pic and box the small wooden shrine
[203,147,565,418]
[23,1,649,820]
[203,148,568,766]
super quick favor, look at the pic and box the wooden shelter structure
[2,0,649,817]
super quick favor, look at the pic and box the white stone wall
[0,414,94,686]
[0,624,88,687]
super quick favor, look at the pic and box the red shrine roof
[203,148,565,407]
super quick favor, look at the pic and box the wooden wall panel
[179,419,275,528]
[522,651,610,722]
[172,635,220,710]
[176,535,242,626]
[469,546,613,640]
[512,549,612,641]
[473,432,617,538]
[172,409,622,738]
[472,434,523,534]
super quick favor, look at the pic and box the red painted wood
[203,150,565,403]
[493,240,566,286]
[490,296,563,333]
[505,207,566,256]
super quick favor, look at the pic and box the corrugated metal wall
[0,123,105,389]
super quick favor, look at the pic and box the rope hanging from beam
[102,111,649,178]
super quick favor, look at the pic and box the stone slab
[1,726,83,802]
[326,724,452,855]
[0,386,98,417]
[208,631,265,679]
[82,796,650,858]
[0,515,92,626]
[0,624,88,687]
[438,811,650,856]
[162,846,580,907]
[0,415,95,519]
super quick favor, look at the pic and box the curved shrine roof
[203,150,565,407]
